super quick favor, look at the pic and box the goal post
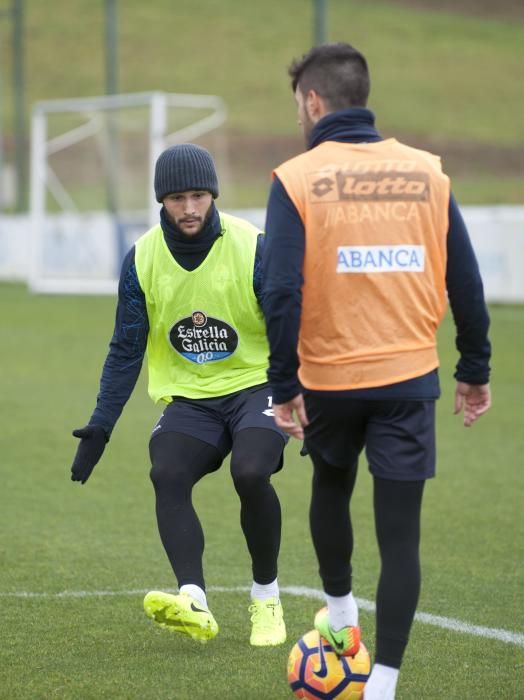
[29,91,227,294]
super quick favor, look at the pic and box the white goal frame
[29,91,227,294]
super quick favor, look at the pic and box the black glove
[71,425,108,484]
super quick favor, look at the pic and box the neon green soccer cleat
[249,597,287,647]
[314,606,360,657]
[143,591,219,643]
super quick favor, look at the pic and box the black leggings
[149,428,283,590]
[309,447,424,668]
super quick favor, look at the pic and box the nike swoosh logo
[333,638,345,651]
[313,638,329,678]
[190,602,208,614]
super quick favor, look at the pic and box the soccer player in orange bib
[262,43,491,699]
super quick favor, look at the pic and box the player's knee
[149,461,190,494]
[231,463,268,497]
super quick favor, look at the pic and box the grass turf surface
[0,283,523,698]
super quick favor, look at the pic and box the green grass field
[1,282,523,699]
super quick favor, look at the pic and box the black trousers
[149,427,283,590]
[308,444,425,669]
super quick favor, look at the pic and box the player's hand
[273,394,309,440]
[453,382,491,427]
[71,425,108,484]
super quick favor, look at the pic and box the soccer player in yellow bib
[262,44,492,698]
[70,144,287,647]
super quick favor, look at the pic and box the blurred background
[0,0,523,294]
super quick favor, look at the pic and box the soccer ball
[287,629,371,700]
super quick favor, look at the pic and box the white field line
[1,584,523,647]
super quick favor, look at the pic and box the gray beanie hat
[154,144,219,202]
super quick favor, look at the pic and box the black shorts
[303,393,436,481]
[150,383,288,461]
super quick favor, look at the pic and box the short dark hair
[288,42,370,110]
